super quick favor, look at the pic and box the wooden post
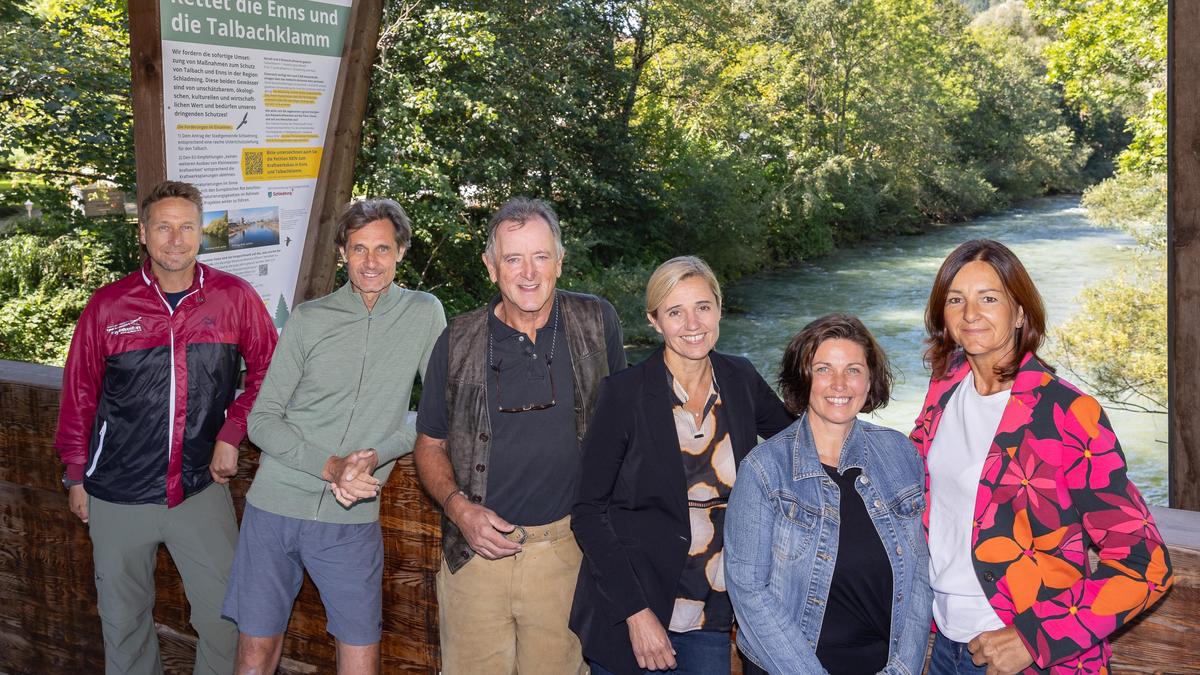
[128,0,167,212]
[293,0,384,303]
[1169,0,1200,511]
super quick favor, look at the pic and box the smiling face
[806,338,870,431]
[483,216,563,322]
[648,275,721,365]
[944,259,1024,373]
[341,218,405,304]
[140,197,201,288]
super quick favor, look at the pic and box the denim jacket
[725,414,933,675]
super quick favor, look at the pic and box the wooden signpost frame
[128,0,382,304]
[1169,0,1199,511]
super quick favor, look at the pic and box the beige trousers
[436,514,588,675]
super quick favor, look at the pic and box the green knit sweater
[246,282,445,523]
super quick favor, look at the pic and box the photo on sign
[227,206,280,249]
[200,210,229,253]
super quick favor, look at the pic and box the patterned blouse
[666,369,736,633]
[911,353,1173,673]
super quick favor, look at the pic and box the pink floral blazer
[910,353,1173,674]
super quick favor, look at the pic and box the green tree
[357,0,645,315]
[953,4,1087,200]
[1027,0,1165,173]
[1,0,134,198]
[0,216,139,364]
[273,294,290,329]
[1027,0,1167,413]
[1054,172,1166,413]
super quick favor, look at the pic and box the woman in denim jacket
[726,314,933,675]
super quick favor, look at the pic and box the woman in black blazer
[570,256,794,675]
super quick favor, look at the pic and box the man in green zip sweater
[222,198,446,675]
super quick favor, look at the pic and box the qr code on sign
[258,264,268,276]
[244,151,264,177]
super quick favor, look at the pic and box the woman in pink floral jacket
[911,239,1172,675]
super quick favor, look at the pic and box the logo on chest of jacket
[106,317,144,336]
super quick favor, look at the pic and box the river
[680,195,1167,505]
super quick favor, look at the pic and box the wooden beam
[293,0,384,303]
[1169,0,1200,511]
[128,0,167,212]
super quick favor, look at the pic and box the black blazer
[569,348,794,674]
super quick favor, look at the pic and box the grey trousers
[88,482,239,675]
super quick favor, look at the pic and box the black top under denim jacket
[569,348,795,675]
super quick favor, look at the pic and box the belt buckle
[508,525,528,545]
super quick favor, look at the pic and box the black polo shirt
[416,294,625,526]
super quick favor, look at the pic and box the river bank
[633,195,1168,505]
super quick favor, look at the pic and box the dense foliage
[1024,0,1168,412]
[359,0,1092,341]
[1,0,137,364]
[0,216,139,363]
[0,0,1165,365]
[1,0,133,194]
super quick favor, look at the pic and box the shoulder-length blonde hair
[645,256,722,317]
[924,239,1047,381]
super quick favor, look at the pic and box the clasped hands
[322,449,380,507]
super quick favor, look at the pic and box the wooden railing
[1,359,1197,673]
[0,360,440,673]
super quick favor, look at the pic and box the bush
[0,215,137,365]
[1054,168,1167,414]
[1081,171,1166,248]
[1054,257,1166,412]
[564,261,658,345]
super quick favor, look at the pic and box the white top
[927,370,1009,642]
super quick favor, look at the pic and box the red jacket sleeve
[55,298,106,481]
[215,286,279,447]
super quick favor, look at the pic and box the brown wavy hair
[778,313,893,416]
[924,239,1048,381]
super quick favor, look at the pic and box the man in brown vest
[413,197,626,674]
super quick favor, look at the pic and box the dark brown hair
[923,239,1047,381]
[778,313,893,416]
[139,180,202,222]
[335,198,412,251]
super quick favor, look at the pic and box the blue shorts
[221,503,383,645]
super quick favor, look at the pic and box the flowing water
[641,195,1169,505]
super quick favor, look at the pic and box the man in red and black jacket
[55,180,277,675]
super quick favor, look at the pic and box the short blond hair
[645,256,722,316]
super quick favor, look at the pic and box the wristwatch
[62,471,82,489]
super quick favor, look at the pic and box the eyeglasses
[488,297,560,413]
[493,361,557,413]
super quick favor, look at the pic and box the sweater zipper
[316,308,373,518]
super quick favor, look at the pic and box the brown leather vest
[442,290,613,571]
